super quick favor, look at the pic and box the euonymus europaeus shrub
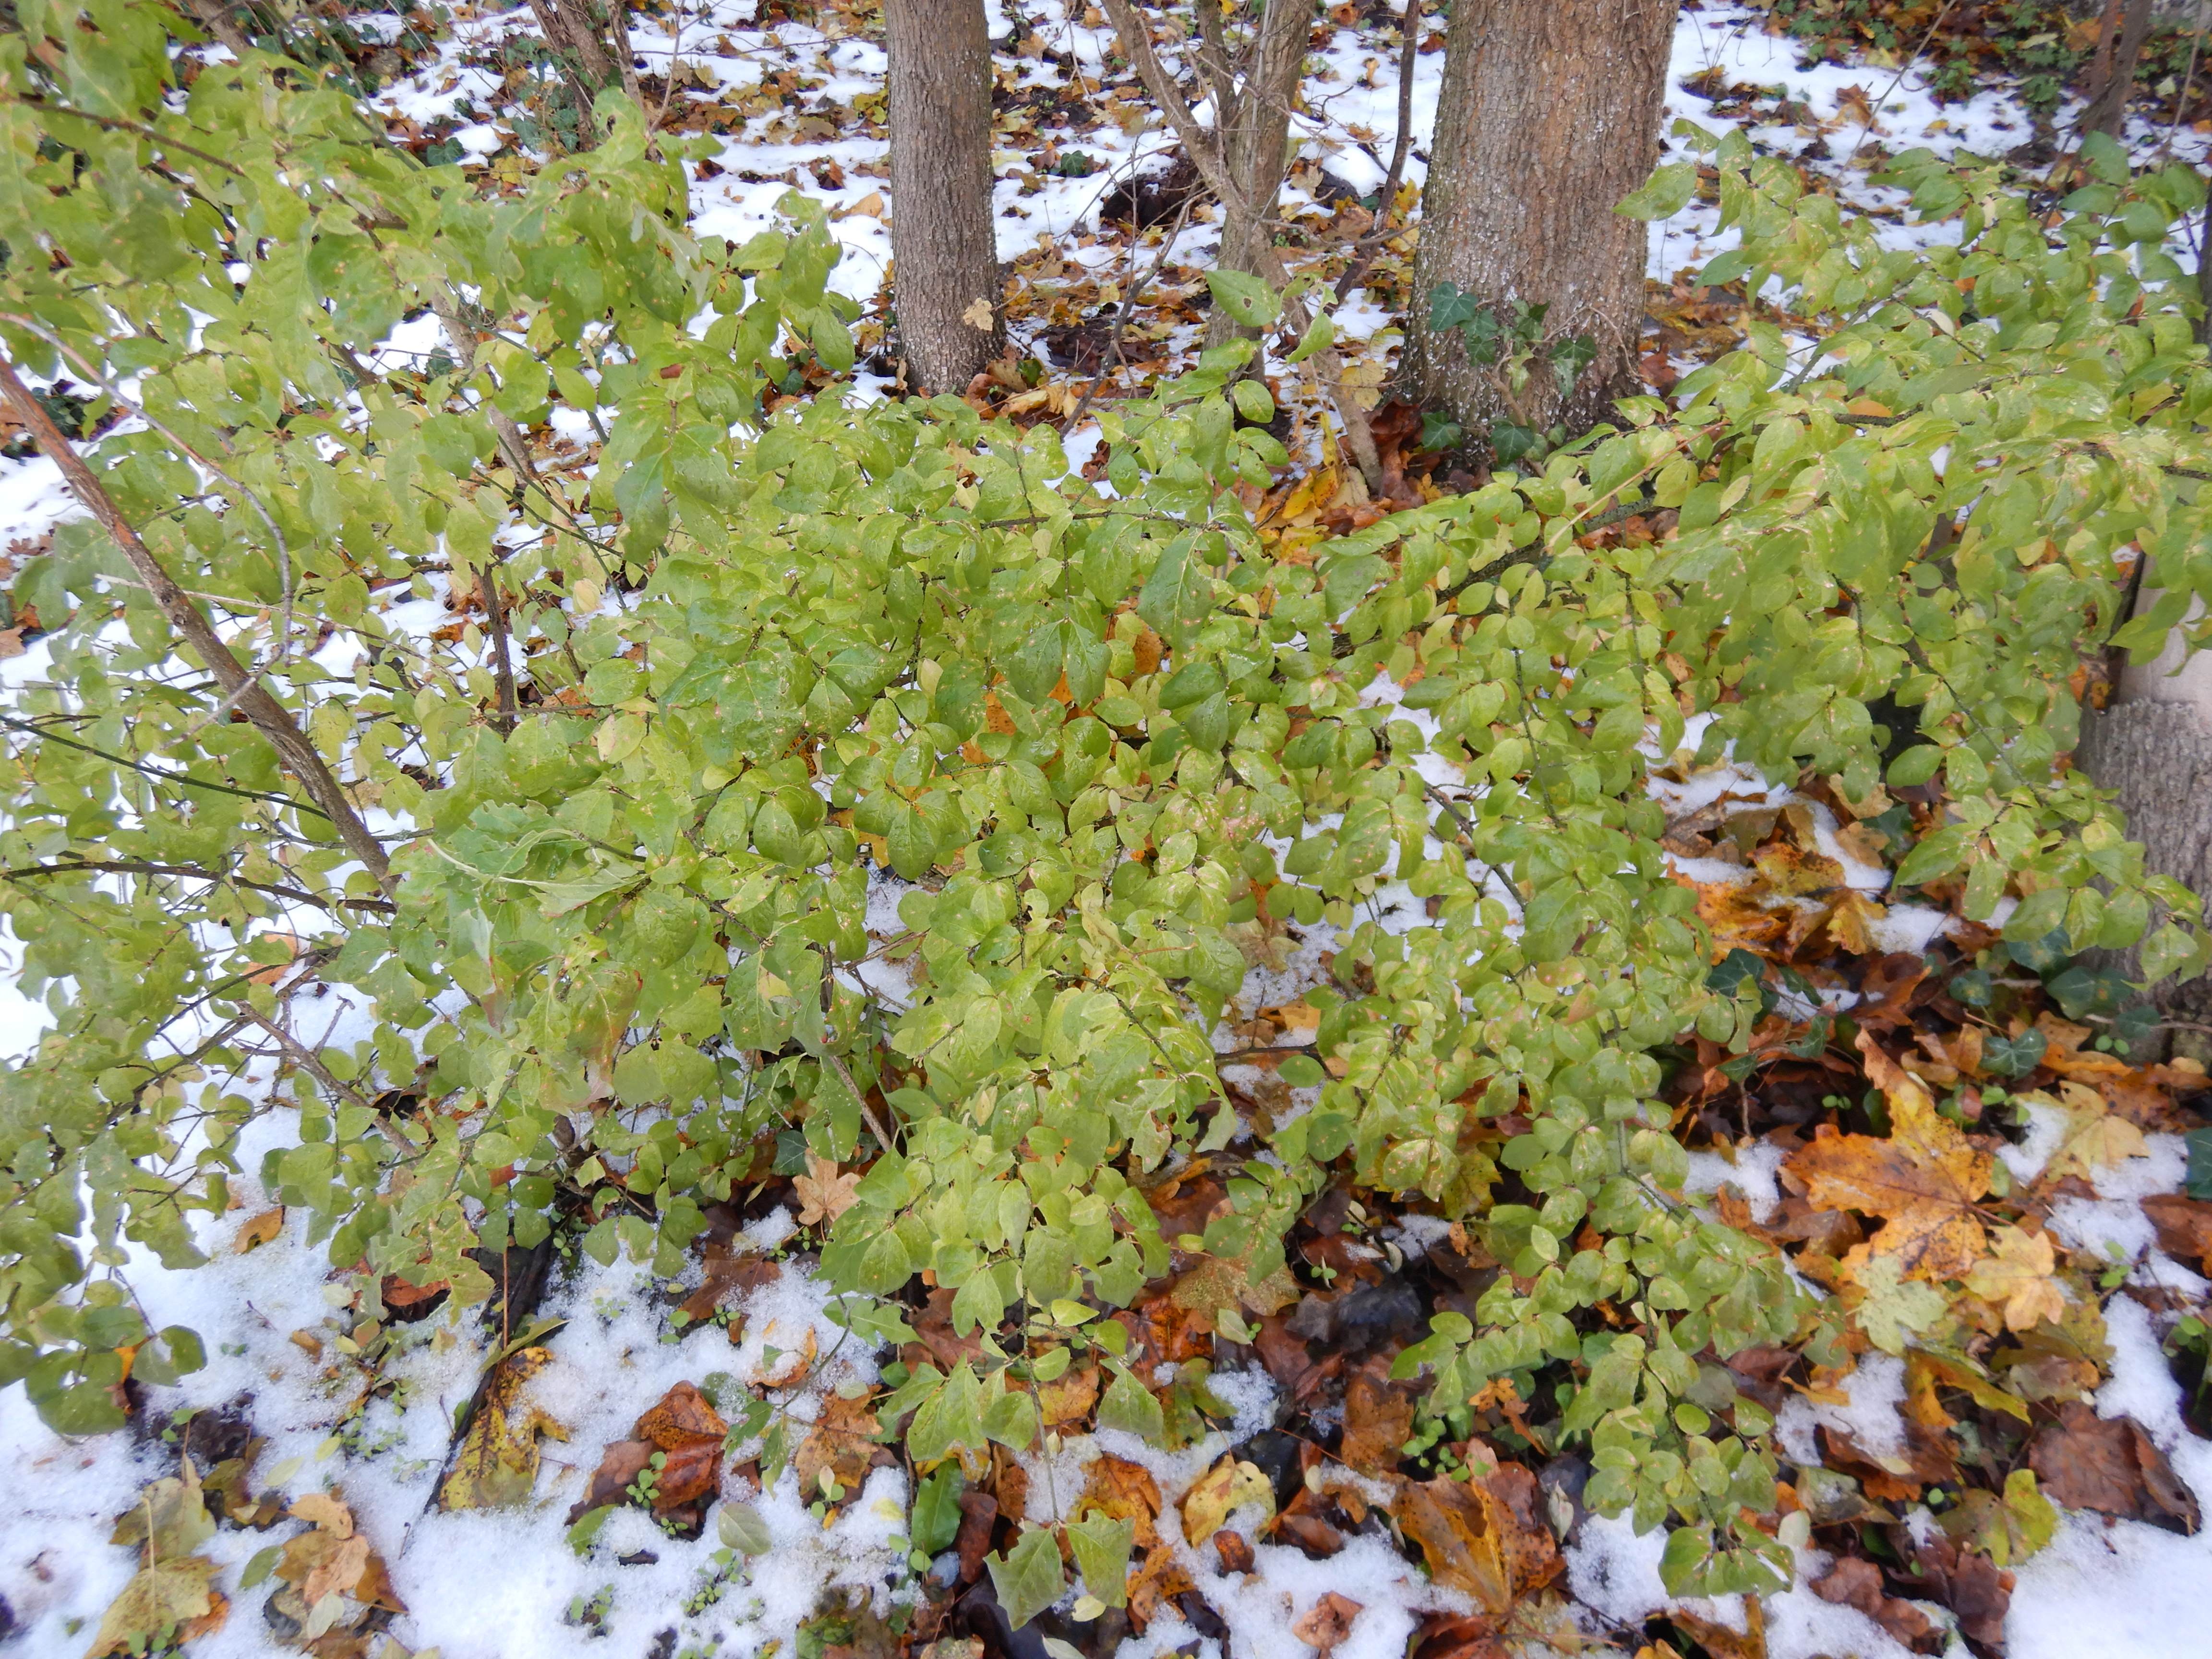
[1,4,2208,1597]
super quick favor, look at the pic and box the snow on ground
[4,2,2212,1656]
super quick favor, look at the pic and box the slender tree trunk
[1204,0,1313,351]
[2081,0,2157,138]
[2076,564,2212,1063]
[885,0,1002,394]
[1405,0,1674,446]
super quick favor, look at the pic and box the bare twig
[0,858,395,914]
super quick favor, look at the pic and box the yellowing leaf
[1179,1457,1274,1543]
[1784,1034,1991,1281]
[1965,1226,2066,1333]
[437,1346,568,1510]
[87,1556,225,1658]
[1845,1254,1949,1355]
[961,298,995,330]
[2033,1082,2150,1182]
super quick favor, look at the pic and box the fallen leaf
[1214,1529,1255,1573]
[2141,1193,2212,1273]
[1339,1359,1416,1477]
[87,1556,225,1658]
[565,1439,653,1526]
[1845,1253,1950,1355]
[1809,1556,1935,1649]
[2028,1400,2200,1527]
[235,1207,286,1252]
[1396,1476,1512,1614]
[796,1388,880,1500]
[1179,1457,1274,1543]
[1291,1590,1362,1652]
[1964,1226,2065,1332]
[961,298,995,330]
[437,1346,569,1510]
[1167,1252,1302,1322]
[1037,1363,1100,1427]
[2033,1082,2150,1183]
[1785,1034,1991,1281]
[793,1154,861,1227]
[287,1492,354,1537]
[1079,1454,1161,1551]
[108,1467,215,1560]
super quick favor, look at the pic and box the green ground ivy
[0,7,2206,1600]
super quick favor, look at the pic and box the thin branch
[7,97,247,176]
[0,356,394,890]
[0,713,327,818]
[0,858,394,914]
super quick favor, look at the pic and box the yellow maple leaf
[1965,1226,2066,1333]
[2033,1082,2149,1182]
[1784,1034,1992,1282]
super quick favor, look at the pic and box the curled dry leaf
[1339,1359,1417,1477]
[1179,1457,1274,1544]
[437,1346,569,1511]
[1810,1556,1936,1650]
[1290,1591,1363,1653]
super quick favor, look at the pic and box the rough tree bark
[1202,0,1314,351]
[1404,0,1676,445]
[2077,570,2212,1061]
[885,0,1003,394]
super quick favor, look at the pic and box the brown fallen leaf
[438,1346,569,1510]
[1273,1510,1346,1559]
[796,1388,881,1500]
[793,1154,861,1227]
[2142,1193,2212,1273]
[1079,1454,1162,1551]
[234,1207,285,1252]
[1214,1529,1255,1573]
[565,1439,654,1526]
[1396,1477,1512,1614]
[1339,1358,1416,1478]
[953,1490,998,1585]
[1784,1034,1991,1281]
[2029,1400,2201,1528]
[1291,1591,1363,1653]
[1810,1556,1936,1649]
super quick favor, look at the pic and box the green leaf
[1067,1512,1135,1607]
[911,1464,966,1557]
[1205,270,1281,328]
[1098,1369,1164,1443]
[1616,161,1698,221]
[1284,311,1334,364]
[716,1500,774,1555]
[987,1525,1067,1629]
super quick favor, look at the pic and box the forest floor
[3,3,2212,1659]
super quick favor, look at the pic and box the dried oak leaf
[1079,1453,1162,1551]
[1291,1591,1363,1653]
[437,1346,568,1511]
[2028,1400,2200,1528]
[793,1154,860,1228]
[1784,1034,1990,1281]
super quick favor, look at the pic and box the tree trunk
[1204,0,1314,351]
[1405,0,1674,447]
[2080,0,2156,138]
[885,0,1002,394]
[2076,567,2212,1063]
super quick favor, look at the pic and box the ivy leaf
[1846,1253,1949,1356]
[986,1524,1067,1629]
[1098,1370,1164,1444]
